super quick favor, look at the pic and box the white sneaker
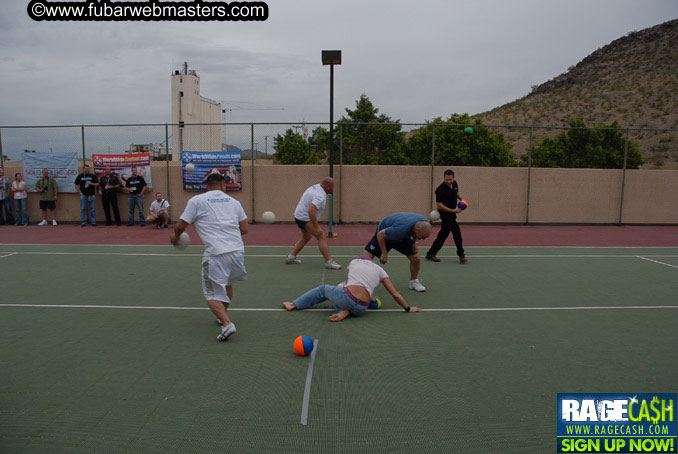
[285,256,301,264]
[38,220,48,226]
[325,260,342,270]
[217,323,236,341]
[52,219,58,226]
[408,279,426,292]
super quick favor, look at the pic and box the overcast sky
[1,0,676,129]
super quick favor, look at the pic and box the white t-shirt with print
[293,184,327,222]
[345,259,389,297]
[180,190,247,256]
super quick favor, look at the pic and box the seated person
[147,192,170,228]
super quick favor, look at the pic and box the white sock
[288,254,296,259]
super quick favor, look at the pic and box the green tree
[272,129,321,165]
[307,126,336,164]
[522,119,643,168]
[337,94,408,165]
[406,114,515,166]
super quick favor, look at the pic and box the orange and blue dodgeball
[458,200,468,210]
[368,297,382,309]
[293,335,314,356]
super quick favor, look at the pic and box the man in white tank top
[283,255,421,322]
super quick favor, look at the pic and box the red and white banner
[92,153,153,189]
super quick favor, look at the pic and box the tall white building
[171,62,222,160]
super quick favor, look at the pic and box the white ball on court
[176,232,190,249]
[185,163,195,172]
[262,211,276,224]
[429,210,441,221]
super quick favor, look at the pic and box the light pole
[322,50,341,237]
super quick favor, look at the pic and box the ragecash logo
[557,393,677,453]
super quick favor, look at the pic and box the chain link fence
[1,122,676,224]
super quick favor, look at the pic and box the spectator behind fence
[99,166,122,226]
[74,164,99,227]
[148,192,170,229]
[11,172,28,226]
[36,168,58,226]
[124,167,147,227]
[0,167,15,226]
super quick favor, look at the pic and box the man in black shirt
[98,166,122,226]
[124,167,147,226]
[74,164,99,227]
[426,169,467,263]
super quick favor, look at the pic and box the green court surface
[1,245,677,453]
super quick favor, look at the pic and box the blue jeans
[128,194,145,225]
[14,198,28,224]
[294,285,368,316]
[80,194,96,225]
[0,198,14,224]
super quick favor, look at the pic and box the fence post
[618,129,630,225]
[339,123,343,224]
[165,123,170,207]
[526,127,533,224]
[0,128,4,168]
[251,123,255,222]
[81,125,86,164]
[430,124,436,210]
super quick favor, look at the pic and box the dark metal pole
[0,128,4,168]
[328,63,335,236]
[618,129,630,225]
[329,63,334,177]
[251,123,255,222]
[339,124,343,224]
[81,125,86,163]
[165,123,170,207]
[430,125,436,210]
[526,127,533,224]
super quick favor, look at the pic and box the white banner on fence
[22,152,79,193]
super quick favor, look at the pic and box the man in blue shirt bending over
[363,212,432,292]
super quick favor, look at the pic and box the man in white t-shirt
[171,173,248,341]
[148,192,170,228]
[283,255,421,322]
[286,177,342,270]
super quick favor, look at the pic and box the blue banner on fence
[557,393,677,453]
[181,151,242,191]
[22,152,79,193]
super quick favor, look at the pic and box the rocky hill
[475,19,678,168]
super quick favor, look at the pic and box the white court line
[1,251,678,258]
[0,253,17,259]
[1,243,677,249]
[1,304,677,312]
[300,339,319,426]
[636,256,678,270]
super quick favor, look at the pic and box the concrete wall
[3,162,677,224]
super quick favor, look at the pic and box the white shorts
[201,251,247,303]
